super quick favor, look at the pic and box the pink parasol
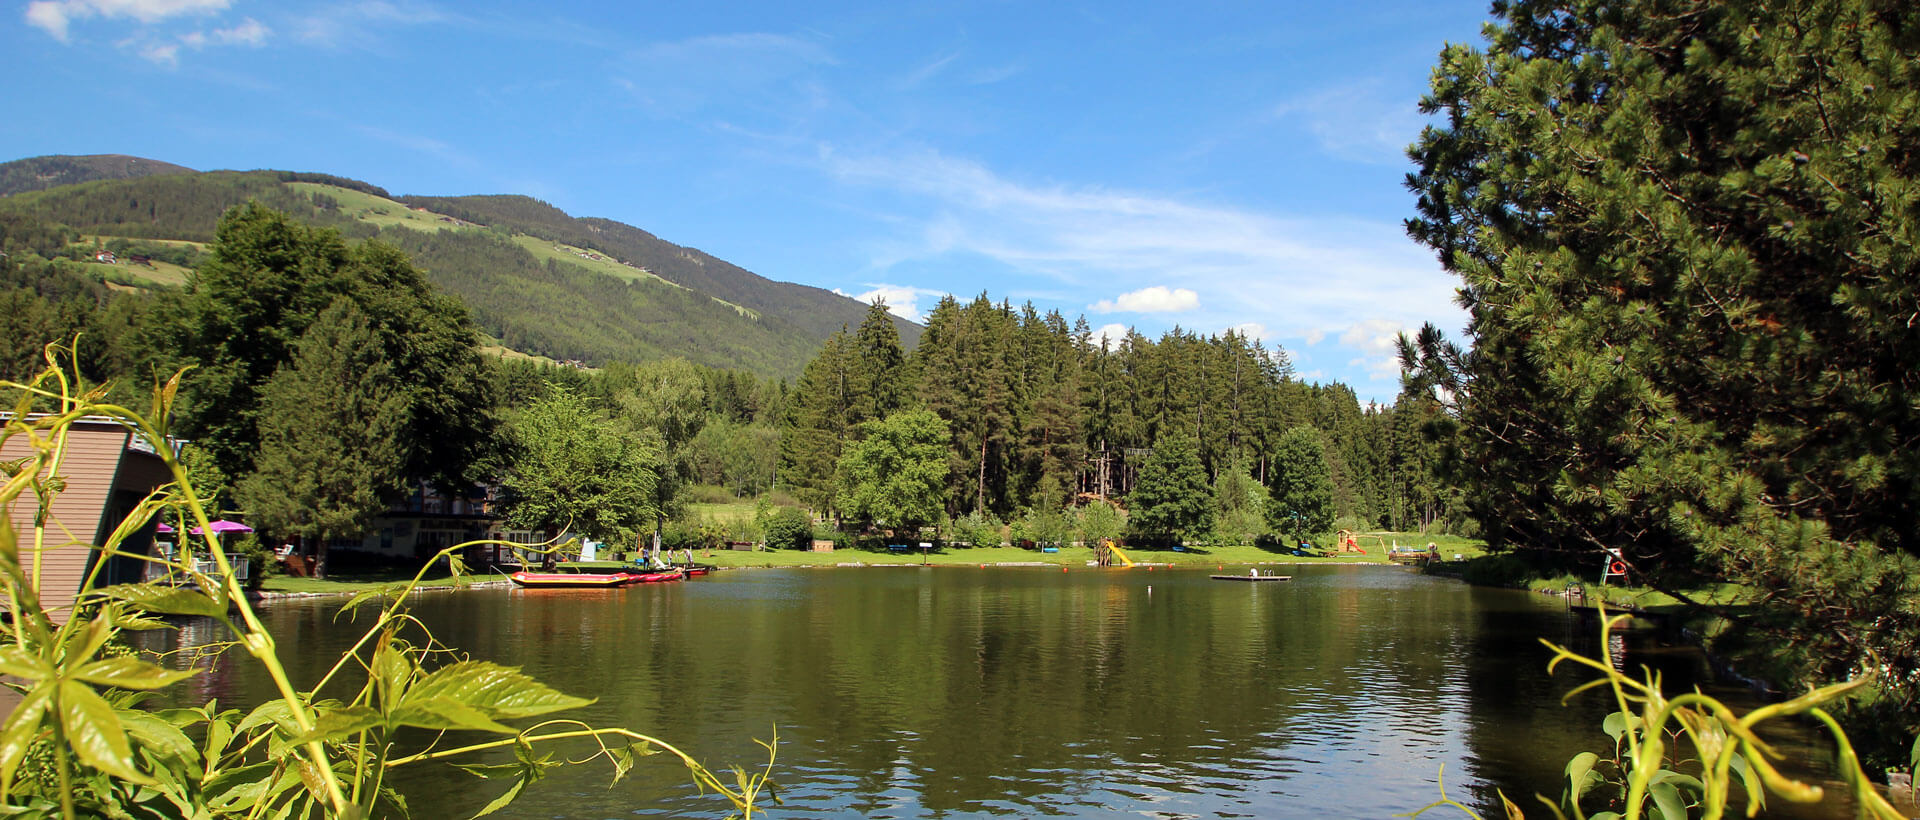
[189,520,254,535]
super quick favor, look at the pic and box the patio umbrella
[156,522,175,533]
[189,520,254,536]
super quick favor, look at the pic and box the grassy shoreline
[258,533,1488,594]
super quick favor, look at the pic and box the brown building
[0,416,175,621]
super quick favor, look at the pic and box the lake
[146,564,1832,818]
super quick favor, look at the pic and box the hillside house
[0,417,175,621]
[93,250,117,263]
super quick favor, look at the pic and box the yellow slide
[1107,544,1135,568]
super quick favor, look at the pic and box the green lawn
[254,531,1486,593]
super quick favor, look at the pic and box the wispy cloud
[615,32,836,119]
[895,50,960,90]
[350,124,478,170]
[1271,80,1426,165]
[27,0,228,42]
[1089,285,1198,314]
[821,148,1462,384]
[295,0,449,47]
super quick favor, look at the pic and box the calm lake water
[147,565,1836,818]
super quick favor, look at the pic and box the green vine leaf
[0,647,52,681]
[401,661,592,721]
[390,697,517,735]
[58,679,150,784]
[91,583,227,618]
[291,705,384,745]
[1647,780,1686,820]
[72,656,198,690]
[0,686,53,792]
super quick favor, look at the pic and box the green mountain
[0,156,919,379]
[0,154,194,197]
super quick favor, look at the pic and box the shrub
[762,506,813,550]
[945,511,1004,547]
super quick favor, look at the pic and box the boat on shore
[510,568,685,589]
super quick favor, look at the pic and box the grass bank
[257,531,1487,593]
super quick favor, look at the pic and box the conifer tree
[779,329,854,512]
[238,298,408,578]
[850,300,909,423]
[1403,0,1920,714]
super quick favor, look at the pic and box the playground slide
[1108,545,1135,568]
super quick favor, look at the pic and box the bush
[1072,501,1126,546]
[761,506,813,550]
[945,511,1004,547]
[1009,506,1072,549]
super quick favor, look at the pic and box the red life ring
[1608,560,1627,576]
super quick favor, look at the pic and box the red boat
[508,568,684,589]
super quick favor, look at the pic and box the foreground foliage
[0,349,771,818]
[1417,610,1904,820]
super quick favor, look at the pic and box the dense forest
[780,297,1459,541]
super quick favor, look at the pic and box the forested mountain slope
[0,154,194,196]
[401,194,920,346]
[0,157,912,378]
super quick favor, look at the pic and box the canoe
[510,571,639,589]
[628,568,686,583]
[1211,574,1293,582]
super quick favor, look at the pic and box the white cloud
[1302,328,1327,345]
[1090,323,1132,349]
[1226,322,1268,344]
[1340,318,1414,381]
[26,0,228,41]
[833,284,945,323]
[1089,285,1199,314]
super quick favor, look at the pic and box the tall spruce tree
[850,300,909,423]
[1403,0,1920,723]
[237,298,408,578]
[779,329,854,512]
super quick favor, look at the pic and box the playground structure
[1095,538,1135,568]
[1334,530,1385,555]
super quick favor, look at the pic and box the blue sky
[5,0,1493,403]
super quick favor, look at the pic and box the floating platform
[1212,574,1292,582]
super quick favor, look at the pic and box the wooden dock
[1211,574,1292,582]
